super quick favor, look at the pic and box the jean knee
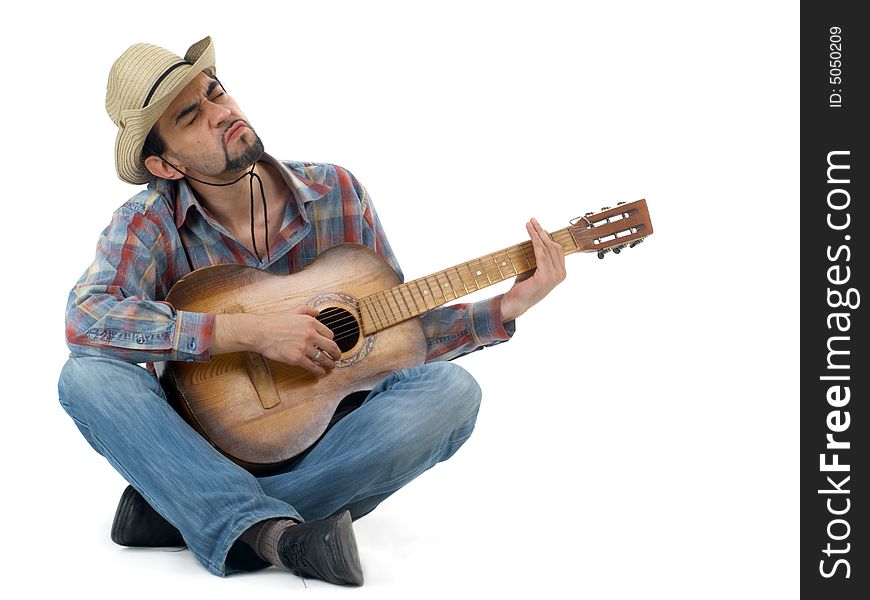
[58,356,157,420]
[58,357,104,448]
[58,356,91,415]
[427,362,482,428]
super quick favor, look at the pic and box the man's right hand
[211,305,342,376]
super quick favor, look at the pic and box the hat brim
[114,36,216,185]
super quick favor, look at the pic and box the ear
[144,154,186,181]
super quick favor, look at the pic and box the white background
[0,1,798,598]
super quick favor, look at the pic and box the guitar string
[323,228,619,338]
[317,230,578,342]
[316,242,546,338]
[309,225,643,342]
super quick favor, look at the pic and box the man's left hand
[500,218,567,322]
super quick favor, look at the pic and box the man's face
[154,72,264,178]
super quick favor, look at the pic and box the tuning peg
[629,238,645,248]
[617,201,626,206]
[597,248,611,259]
[584,211,593,217]
[612,246,622,254]
[601,206,611,211]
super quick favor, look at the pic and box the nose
[206,100,232,128]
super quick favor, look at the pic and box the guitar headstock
[569,199,653,258]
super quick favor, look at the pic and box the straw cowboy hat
[105,36,216,184]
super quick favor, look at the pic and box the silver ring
[312,349,323,363]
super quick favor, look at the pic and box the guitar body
[157,244,427,473]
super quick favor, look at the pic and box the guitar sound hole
[316,307,360,354]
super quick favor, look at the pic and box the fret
[469,259,490,288]
[372,300,382,330]
[399,283,422,315]
[382,289,401,323]
[482,260,493,285]
[491,254,506,280]
[454,267,470,294]
[463,264,480,291]
[358,298,371,332]
[505,248,520,275]
[414,280,435,310]
[375,293,395,326]
[427,275,447,304]
[389,287,409,320]
[564,227,580,251]
[446,271,460,299]
[443,270,461,299]
[396,287,413,319]
[434,271,455,302]
[465,262,476,283]
[518,243,534,270]
[385,291,401,325]
[511,247,529,272]
[556,230,578,252]
[421,277,438,307]
[411,280,426,310]
[365,296,384,331]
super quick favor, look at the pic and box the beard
[223,126,265,173]
[165,122,267,182]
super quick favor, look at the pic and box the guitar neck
[358,227,579,335]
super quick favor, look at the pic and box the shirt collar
[152,153,333,229]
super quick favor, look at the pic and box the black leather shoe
[278,510,364,586]
[110,485,185,547]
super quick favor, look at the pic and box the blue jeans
[57,357,481,576]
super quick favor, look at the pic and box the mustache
[222,119,251,141]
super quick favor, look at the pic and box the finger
[537,219,566,273]
[531,218,565,274]
[531,218,560,255]
[314,335,342,360]
[527,219,546,254]
[293,304,320,317]
[528,219,556,273]
[313,319,335,340]
[300,357,327,377]
[312,348,339,367]
[309,348,337,370]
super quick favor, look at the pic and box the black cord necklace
[163,160,271,262]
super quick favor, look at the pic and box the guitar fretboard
[358,227,578,335]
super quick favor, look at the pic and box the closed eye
[176,79,225,127]
[186,93,225,126]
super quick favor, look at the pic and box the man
[59,36,566,586]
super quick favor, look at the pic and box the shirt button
[136,335,146,344]
[188,340,197,351]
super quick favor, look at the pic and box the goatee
[224,130,265,173]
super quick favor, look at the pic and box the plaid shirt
[65,155,514,365]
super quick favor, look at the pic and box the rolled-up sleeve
[421,295,516,363]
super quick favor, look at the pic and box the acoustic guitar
[157,199,653,472]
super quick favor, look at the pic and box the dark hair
[141,125,166,162]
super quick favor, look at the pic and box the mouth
[224,120,248,143]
